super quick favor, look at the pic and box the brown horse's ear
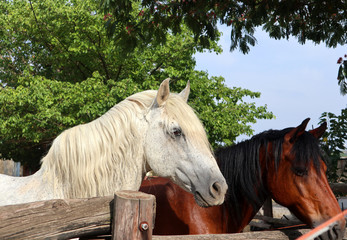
[309,122,327,139]
[285,118,310,143]
[152,78,170,108]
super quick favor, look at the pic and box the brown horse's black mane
[215,127,325,221]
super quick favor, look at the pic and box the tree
[0,0,274,167]
[319,108,347,181]
[99,0,346,54]
[337,55,347,95]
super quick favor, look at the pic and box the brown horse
[140,118,346,239]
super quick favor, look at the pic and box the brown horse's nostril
[312,223,344,240]
[210,182,222,198]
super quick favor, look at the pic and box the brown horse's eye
[292,167,308,176]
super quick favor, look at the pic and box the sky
[194,25,346,142]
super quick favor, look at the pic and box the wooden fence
[0,190,155,240]
[1,159,347,239]
[0,160,22,176]
[1,191,346,240]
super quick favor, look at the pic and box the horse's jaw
[172,157,227,207]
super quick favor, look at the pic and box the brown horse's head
[266,118,345,239]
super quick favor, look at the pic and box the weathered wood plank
[0,196,114,240]
[253,214,304,228]
[153,229,347,240]
[262,197,273,218]
[330,183,347,195]
[112,191,156,240]
[81,228,347,240]
[152,230,310,240]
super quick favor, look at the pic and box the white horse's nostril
[210,181,222,198]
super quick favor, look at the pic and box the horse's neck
[225,191,266,233]
[225,144,269,232]
[113,118,148,191]
[229,144,274,230]
[41,115,149,199]
[226,202,259,233]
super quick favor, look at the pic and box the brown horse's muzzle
[311,219,346,240]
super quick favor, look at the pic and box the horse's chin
[194,191,211,208]
[170,175,192,193]
[311,222,345,240]
[171,177,211,207]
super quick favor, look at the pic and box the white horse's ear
[153,78,170,108]
[178,80,190,102]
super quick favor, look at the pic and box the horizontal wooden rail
[0,191,155,240]
[153,230,347,240]
[0,196,113,239]
[153,230,312,240]
[330,183,347,195]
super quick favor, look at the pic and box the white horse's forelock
[40,89,212,199]
[164,94,212,153]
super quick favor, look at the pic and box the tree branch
[149,62,164,75]
[84,32,111,80]
[115,64,123,82]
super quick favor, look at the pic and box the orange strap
[273,224,307,230]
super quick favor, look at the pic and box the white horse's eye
[172,128,182,137]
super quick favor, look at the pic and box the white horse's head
[144,79,227,207]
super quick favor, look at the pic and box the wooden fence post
[112,190,156,240]
[263,197,273,218]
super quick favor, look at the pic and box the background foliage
[100,0,347,96]
[0,0,274,168]
[337,55,347,95]
[100,0,346,54]
[320,108,347,182]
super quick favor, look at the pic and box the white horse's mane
[40,89,211,199]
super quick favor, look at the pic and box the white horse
[0,79,227,207]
